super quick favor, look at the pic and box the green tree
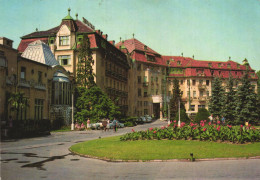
[76,34,95,88]
[169,78,185,120]
[208,77,225,118]
[222,75,237,125]
[75,86,120,123]
[194,108,210,123]
[235,70,258,125]
[8,91,27,120]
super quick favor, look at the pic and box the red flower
[161,126,165,130]
[174,120,176,123]
[240,125,243,128]
[208,122,212,126]
[227,125,232,128]
[203,128,207,131]
[217,121,220,125]
[180,122,186,128]
[204,120,207,122]
[132,129,135,132]
[193,127,196,130]
[149,128,153,131]
[217,126,221,131]
[248,124,251,127]
[153,130,157,134]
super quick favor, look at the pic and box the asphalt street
[1,120,260,180]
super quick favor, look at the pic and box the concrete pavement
[1,120,260,180]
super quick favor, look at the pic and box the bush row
[120,121,260,144]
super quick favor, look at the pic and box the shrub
[194,108,210,123]
[120,122,260,144]
[174,109,190,123]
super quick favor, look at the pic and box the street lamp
[178,97,181,127]
[71,79,75,130]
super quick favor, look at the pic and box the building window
[177,61,181,65]
[156,89,158,95]
[144,101,148,106]
[208,63,212,67]
[199,80,203,84]
[227,64,231,68]
[18,98,28,121]
[144,109,148,115]
[38,71,42,83]
[58,55,71,65]
[144,91,148,97]
[59,36,69,46]
[180,80,183,85]
[191,105,195,111]
[206,91,210,97]
[138,76,141,84]
[200,91,203,97]
[198,105,205,109]
[138,89,141,97]
[137,64,141,71]
[147,55,155,62]
[35,99,44,120]
[21,67,26,79]
[206,80,210,86]
[192,80,196,86]
[193,91,196,97]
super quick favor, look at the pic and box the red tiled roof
[18,38,48,52]
[74,20,94,33]
[21,26,60,39]
[116,38,160,55]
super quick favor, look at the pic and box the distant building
[0,37,71,136]
[116,38,258,119]
[18,9,130,116]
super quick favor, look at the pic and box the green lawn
[70,136,260,161]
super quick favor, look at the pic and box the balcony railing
[34,82,46,90]
[198,84,207,89]
[18,78,31,88]
[143,82,149,87]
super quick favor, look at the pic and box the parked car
[90,122,102,130]
[144,115,152,123]
[136,117,144,124]
[139,116,147,123]
[109,120,124,129]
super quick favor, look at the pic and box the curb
[69,149,260,163]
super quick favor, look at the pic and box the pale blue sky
[1,0,260,70]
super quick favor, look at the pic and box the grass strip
[70,136,260,161]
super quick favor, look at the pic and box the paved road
[1,120,260,180]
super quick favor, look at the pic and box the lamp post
[71,79,75,131]
[71,92,74,130]
[178,97,181,127]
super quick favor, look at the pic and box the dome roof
[53,71,70,82]
[21,40,59,66]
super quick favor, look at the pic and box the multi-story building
[18,9,130,115]
[117,38,258,119]
[16,9,258,120]
[0,37,71,135]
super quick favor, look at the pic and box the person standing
[221,116,225,125]
[87,118,90,129]
[102,119,107,132]
[106,118,110,131]
[112,118,117,132]
[209,114,213,124]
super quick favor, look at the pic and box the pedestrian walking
[102,119,108,132]
[106,118,110,131]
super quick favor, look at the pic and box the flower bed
[120,121,260,144]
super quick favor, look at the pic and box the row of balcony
[106,87,128,97]
[6,77,46,90]
[105,70,127,82]
[182,96,209,102]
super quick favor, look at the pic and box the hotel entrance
[153,103,160,119]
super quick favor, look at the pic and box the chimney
[76,13,78,20]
